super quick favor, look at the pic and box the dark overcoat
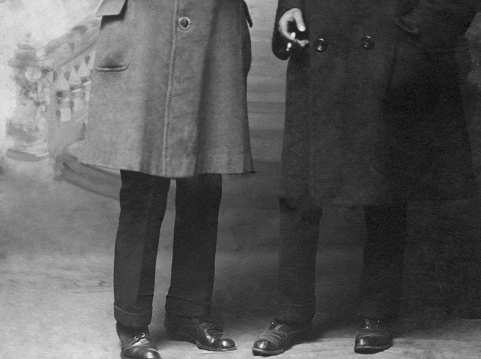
[274,0,479,206]
[77,0,253,178]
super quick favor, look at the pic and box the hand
[278,8,309,48]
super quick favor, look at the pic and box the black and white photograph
[1,1,481,358]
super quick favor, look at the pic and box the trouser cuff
[114,305,152,328]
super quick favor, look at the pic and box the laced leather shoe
[119,332,162,359]
[252,321,312,356]
[164,315,236,351]
[354,318,393,354]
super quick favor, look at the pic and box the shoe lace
[261,332,285,347]
[363,319,382,330]
[258,323,287,347]
[200,321,227,339]
[200,321,219,330]
[133,333,150,343]
[359,319,391,338]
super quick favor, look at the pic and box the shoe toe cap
[218,338,236,349]
[145,351,162,359]
[123,347,162,359]
[253,338,271,351]
[355,334,392,353]
[355,336,372,347]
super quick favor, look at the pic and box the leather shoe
[252,321,311,356]
[117,323,161,359]
[354,318,393,354]
[164,315,236,351]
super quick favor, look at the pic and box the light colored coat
[78,0,253,177]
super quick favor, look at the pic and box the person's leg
[165,173,222,317]
[114,170,170,359]
[163,174,235,351]
[114,170,170,326]
[253,196,322,356]
[358,203,407,319]
[275,196,323,323]
[355,203,407,354]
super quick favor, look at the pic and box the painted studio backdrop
[0,0,99,163]
[0,1,480,184]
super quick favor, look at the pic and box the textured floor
[1,158,481,359]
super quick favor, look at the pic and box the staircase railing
[6,15,99,161]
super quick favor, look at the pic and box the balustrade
[6,16,99,161]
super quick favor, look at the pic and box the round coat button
[179,17,191,30]
[361,36,375,50]
[315,38,328,53]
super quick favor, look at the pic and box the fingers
[278,8,309,48]
[293,10,306,32]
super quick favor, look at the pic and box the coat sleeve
[394,0,478,51]
[272,0,305,60]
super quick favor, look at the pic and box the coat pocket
[393,2,476,53]
[384,36,437,112]
[242,0,253,27]
[96,0,127,16]
[94,0,130,72]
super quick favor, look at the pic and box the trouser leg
[275,197,323,324]
[114,170,170,328]
[165,174,222,318]
[358,203,408,320]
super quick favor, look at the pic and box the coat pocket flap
[243,1,253,27]
[96,0,127,17]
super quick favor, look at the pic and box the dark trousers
[275,198,407,324]
[114,170,222,328]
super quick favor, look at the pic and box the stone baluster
[87,50,95,71]
[55,67,72,123]
[78,56,91,107]
[68,64,83,112]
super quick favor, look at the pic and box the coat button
[361,36,375,50]
[178,17,191,30]
[314,38,328,53]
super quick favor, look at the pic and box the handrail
[6,15,99,161]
